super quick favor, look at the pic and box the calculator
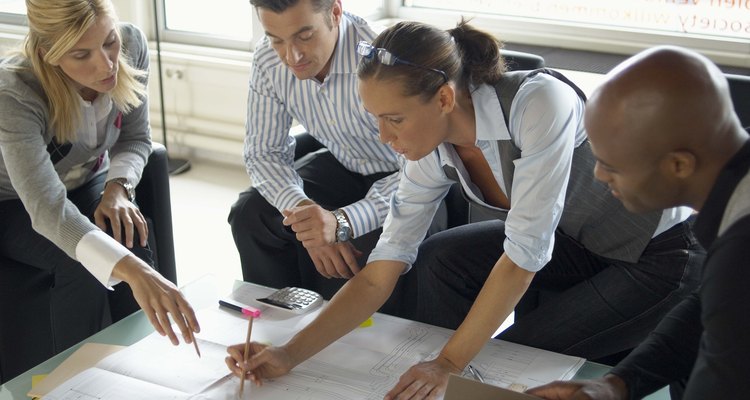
[256,287,323,314]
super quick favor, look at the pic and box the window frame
[0,12,28,26]
[0,10,26,26]
[0,13,28,55]
[156,0,389,52]
[155,0,254,51]
[4,1,746,67]
[389,0,750,68]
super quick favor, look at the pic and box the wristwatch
[108,178,135,202]
[332,209,352,243]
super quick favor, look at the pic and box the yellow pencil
[189,328,201,358]
[239,316,253,396]
[239,306,261,397]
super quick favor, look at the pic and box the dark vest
[444,69,661,263]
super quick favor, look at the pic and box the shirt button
[329,120,336,126]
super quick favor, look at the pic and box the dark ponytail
[357,19,506,102]
[448,18,506,87]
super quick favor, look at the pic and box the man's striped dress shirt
[243,12,402,238]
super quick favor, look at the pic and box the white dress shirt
[369,74,690,272]
[73,94,130,288]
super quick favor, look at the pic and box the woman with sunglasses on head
[226,20,702,399]
[0,0,199,357]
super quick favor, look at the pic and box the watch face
[337,225,351,242]
[125,184,135,201]
[120,181,135,201]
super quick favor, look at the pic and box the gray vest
[444,69,661,263]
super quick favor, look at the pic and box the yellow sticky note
[31,374,48,398]
[31,374,47,388]
[31,374,47,399]
[359,317,373,328]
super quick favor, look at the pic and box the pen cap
[242,307,262,318]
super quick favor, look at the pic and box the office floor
[168,159,248,295]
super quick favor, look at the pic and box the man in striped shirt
[228,0,418,311]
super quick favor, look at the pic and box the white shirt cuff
[107,152,143,183]
[76,230,130,288]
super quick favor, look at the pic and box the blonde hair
[23,0,146,142]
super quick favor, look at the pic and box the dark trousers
[0,173,153,355]
[416,217,704,361]
[228,149,418,317]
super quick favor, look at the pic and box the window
[404,0,749,40]
[0,0,26,25]
[398,0,750,68]
[161,0,253,49]
[160,0,385,50]
[0,0,24,14]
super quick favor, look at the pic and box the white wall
[147,44,251,166]
[119,0,252,166]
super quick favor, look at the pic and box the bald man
[527,46,750,399]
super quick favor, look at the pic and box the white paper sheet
[43,367,209,400]
[44,282,584,399]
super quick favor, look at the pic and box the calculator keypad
[257,287,323,314]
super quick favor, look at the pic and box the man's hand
[526,375,629,400]
[95,181,148,248]
[112,255,200,346]
[308,242,363,279]
[282,203,338,248]
[384,355,462,400]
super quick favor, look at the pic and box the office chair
[726,73,750,131]
[502,49,546,71]
[0,142,176,383]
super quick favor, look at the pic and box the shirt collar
[472,83,510,142]
[693,139,750,248]
[78,93,113,122]
[436,84,508,169]
[327,12,355,76]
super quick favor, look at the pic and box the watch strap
[107,178,135,202]
[332,209,352,242]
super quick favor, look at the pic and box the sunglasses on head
[356,41,448,83]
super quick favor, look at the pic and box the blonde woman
[0,0,199,356]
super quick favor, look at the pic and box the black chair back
[502,49,546,71]
[726,73,750,131]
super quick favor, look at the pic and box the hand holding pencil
[225,309,297,391]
